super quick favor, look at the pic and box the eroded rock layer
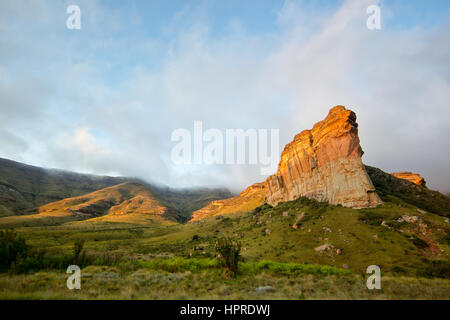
[391,172,426,187]
[265,106,382,208]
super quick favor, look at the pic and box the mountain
[191,106,449,221]
[265,105,381,208]
[0,158,234,223]
[0,182,182,227]
[0,157,126,217]
[191,182,266,221]
[367,166,450,217]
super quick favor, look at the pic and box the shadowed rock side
[190,182,266,222]
[265,106,382,208]
[391,172,426,187]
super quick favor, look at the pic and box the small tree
[215,237,241,276]
[72,239,86,265]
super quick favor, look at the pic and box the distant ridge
[0,157,233,224]
[0,157,126,217]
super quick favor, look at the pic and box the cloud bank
[0,0,449,194]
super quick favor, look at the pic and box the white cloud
[0,0,449,194]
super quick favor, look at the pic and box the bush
[215,237,241,276]
[192,234,199,241]
[417,260,450,279]
[0,230,28,272]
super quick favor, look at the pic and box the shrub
[73,239,87,266]
[214,237,241,276]
[192,234,199,241]
[0,229,28,272]
[417,260,450,278]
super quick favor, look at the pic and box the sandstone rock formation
[265,106,382,208]
[190,182,266,221]
[391,172,426,187]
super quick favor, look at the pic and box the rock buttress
[265,106,382,208]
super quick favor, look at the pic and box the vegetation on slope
[0,158,233,222]
[0,182,185,228]
[366,165,450,217]
[149,186,234,222]
[0,158,126,217]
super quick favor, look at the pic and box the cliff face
[190,182,266,222]
[265,106,382,208]
[391,172,426,187]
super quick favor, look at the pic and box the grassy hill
[0,158,126,217]
[0,158,234,223]
[366,165,450,217]
[0,182,185,228]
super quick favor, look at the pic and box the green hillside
[0,158,126,217]
[366,165,450,217]
[0,158,233,222]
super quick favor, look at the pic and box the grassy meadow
[0,195,448,299]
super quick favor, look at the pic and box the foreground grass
[0,265,448,300]
[137,258,352,276]
[0,257,448,299]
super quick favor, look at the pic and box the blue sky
[0,0,449,193]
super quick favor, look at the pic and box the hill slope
[366,166,450,217]
[0,158,234,222]
[186,196,450,276]
[190,182,266,221]
[0,158,126,217]
[150,186,234,222]
[0,182,183,227]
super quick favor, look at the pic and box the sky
[0,0,449,194]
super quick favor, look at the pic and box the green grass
[366,165,450,217]
[4,196,448,278]
[0,181,448,299]
[0,267,448,300]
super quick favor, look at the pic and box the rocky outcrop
[265,106,382,208]
[190,182,266,221]
[391,172,426,187]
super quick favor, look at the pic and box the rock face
[265,106,382,208]
[190,182,266,222]
[391,172,426,187]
